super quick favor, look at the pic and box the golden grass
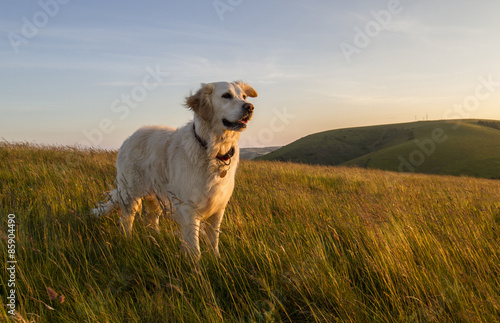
[1,142,500,322]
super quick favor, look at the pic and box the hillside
[260,119,500,179]
[1,142,500,322]
[240,146,281,160]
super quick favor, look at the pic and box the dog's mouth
[223,114,252,130]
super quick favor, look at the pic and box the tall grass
[1,142,500,322]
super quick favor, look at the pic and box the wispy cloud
[2,0,500,148]
[1,105,57,113]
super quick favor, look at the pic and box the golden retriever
[93,81,258,258]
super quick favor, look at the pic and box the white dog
[93,81,257,257]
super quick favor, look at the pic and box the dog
[92,81,257,257]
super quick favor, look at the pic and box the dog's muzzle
[222,103,254,131]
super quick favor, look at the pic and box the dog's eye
[242,94,247,100]
[222,93,233,99]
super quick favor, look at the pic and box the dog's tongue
[240,116,250,124]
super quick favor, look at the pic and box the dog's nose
[243,103,254,112]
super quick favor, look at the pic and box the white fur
[92,81,257,257]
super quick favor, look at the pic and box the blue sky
[2,0,500,148]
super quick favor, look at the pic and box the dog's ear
[235,81,258,98]
[185,83,214,121]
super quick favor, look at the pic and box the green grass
[1,142,500,322]
[260,119,500,179]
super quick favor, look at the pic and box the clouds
[1,0,500,148]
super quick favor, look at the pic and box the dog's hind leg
[143,195,162,233]
[119,197,142,236]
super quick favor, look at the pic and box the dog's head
[185,81,258,132]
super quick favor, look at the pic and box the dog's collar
[193,123,235,162]
[193,123,208,150]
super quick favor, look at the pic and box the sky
[1,0,500,149]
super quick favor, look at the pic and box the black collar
[193,123,235,162]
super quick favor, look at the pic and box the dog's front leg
[177,206,202,258]
[204,211,224,256]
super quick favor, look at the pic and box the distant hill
[259,119,500,179]
[240,146,281,160]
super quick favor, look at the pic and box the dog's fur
[92,81,257,257]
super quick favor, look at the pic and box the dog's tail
[92,189,119,217]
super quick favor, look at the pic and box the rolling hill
[259,119,500,179]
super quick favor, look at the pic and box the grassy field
[1,142,500,322]
[260,119,500,179]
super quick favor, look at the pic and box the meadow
[1,142,500,322]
